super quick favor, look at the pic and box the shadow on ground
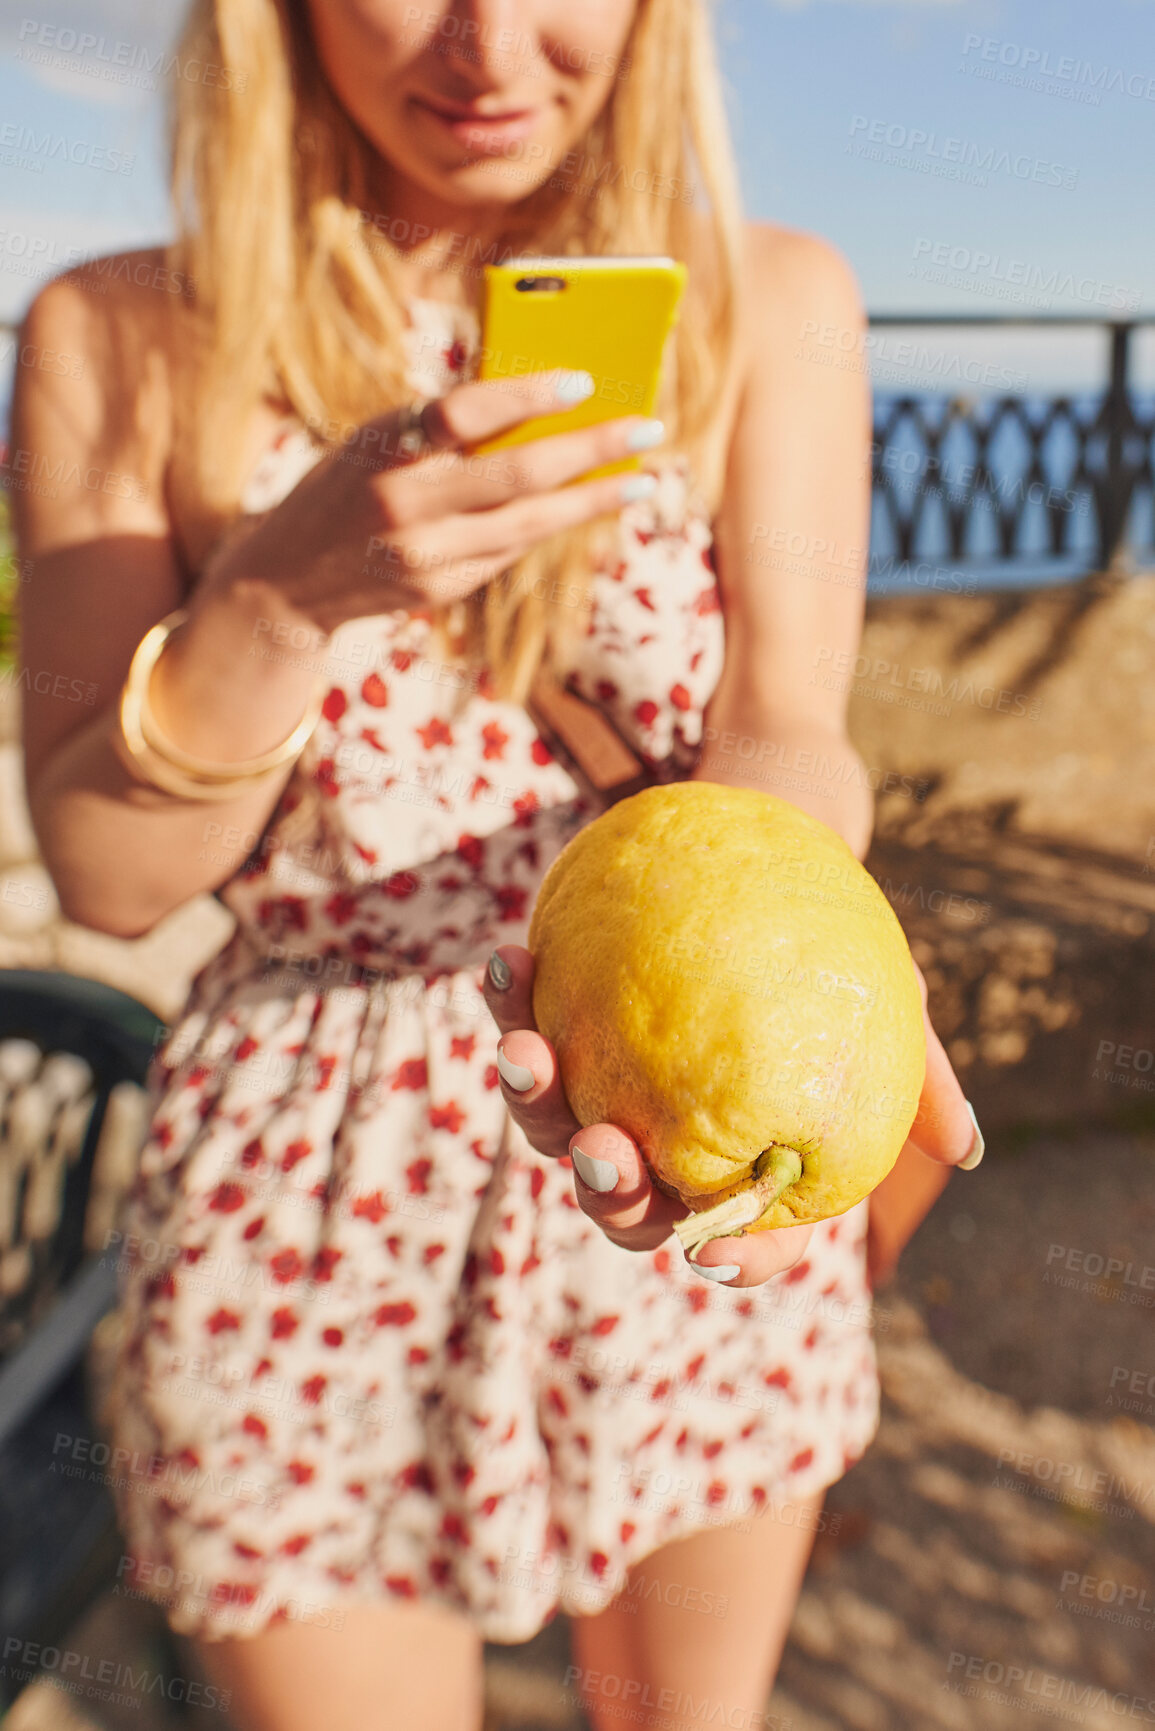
[6,577,1155,1730]
[8,1124,1153,1731]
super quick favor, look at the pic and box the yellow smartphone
[473,256,688,482]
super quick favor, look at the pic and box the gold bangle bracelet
[111,720,272,803]
[116,609,324,801]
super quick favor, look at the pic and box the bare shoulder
[13,247,182,547]
[694,221,869,506]
[737,220,866,368]
[21,244,184,366]
[17,245,185,457]
[740,220,865,317]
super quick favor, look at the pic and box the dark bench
[0,968,163,1709]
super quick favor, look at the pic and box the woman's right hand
[198,371,663,637]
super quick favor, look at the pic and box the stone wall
[850,570,1155,1133]
[2,568,1150,1133]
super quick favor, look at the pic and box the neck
[367,160,514,307]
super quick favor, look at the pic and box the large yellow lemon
[528,782,925,1254]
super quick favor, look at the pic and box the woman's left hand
[905,959,981,1170]
[863,960,981,1287]
[483,946,980,1292]
[688,721,983,1284]
[483,944,816,1287]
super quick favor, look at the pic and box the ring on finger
[395,396,437,461]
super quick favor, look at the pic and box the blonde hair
[168,0,744,706]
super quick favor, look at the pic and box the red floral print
[104,294,877,1654]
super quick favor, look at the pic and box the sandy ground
[3,573,1154,1729]
[8,1133,1155,1731]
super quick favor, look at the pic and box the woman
[13,1,980,1726]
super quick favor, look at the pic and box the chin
[415,158,554,208]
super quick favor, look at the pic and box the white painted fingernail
[487,951,512,991]
[620,473,657,504]
[496,1045,535,1092]
[690,1262,742,1284]
[572,1146,619,1193]
[959,1101,985,1170]
[626,418,665,452]
[554,369,595,403]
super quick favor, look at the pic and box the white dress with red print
[105,297,879,1644]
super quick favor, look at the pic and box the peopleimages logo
[993,1446,1154,1521]
[15,18,248,91]
[1059,1569,1155,1618]
[910,240,1140,311]
[847,116,1078,189]
[1045,1242,1155,1290]
[944,1651,1155,1720]
[960,33,1155,104]
[0,122,134,174]
[1,1638,232,1714]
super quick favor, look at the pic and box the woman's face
[303,0,639,225]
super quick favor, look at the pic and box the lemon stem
[672,1147,804,1260]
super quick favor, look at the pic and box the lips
[412,95,542,152]
[421,98,536,123]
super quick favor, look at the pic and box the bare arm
[15,276,320,938]
[694,222,874,856]
[16,265,673,939]
[488,228,979,1291]
[695,223,975,1199]
[14,275,333,938]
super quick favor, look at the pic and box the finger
[482,949,678,1241]
[481,943,535,1037]
[372,458,650,587]
[360,504,623,611]
[395,412,664,519]
[359,543,524,610]
[408,468,651,574]
[685,1220,816,1289]
[566,1123,816,1286]
[479,944,584,1160]
[907,1005,981,1168]
[490,1026,582,1163]
[565,1121,685,1252]
[482,946,823,1279]
[396,371,600,456]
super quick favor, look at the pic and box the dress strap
[527,668,655,806]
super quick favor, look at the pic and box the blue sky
[0,0,1151,392]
